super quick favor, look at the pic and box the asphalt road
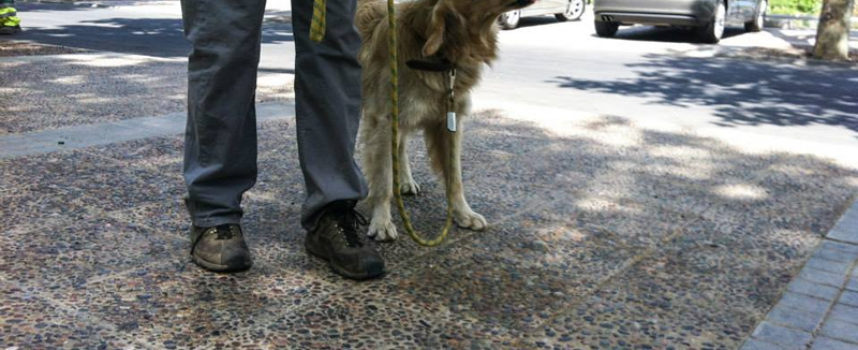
[477,21,858,162]
[7,1,858,165]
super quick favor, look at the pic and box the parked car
[592,0,767,43]
[499,0,588,29]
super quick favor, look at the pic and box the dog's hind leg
[361,118,399,241]
[426,122,488,231]
[398,132,421,196]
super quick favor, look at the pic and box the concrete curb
[0,102,295,159]
[830,200,858,245]
[741,197,858,350]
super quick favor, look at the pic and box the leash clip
[446,68,457,133]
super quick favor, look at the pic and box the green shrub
[768,0,822,15]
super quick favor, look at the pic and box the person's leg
[180,0,266,272]
[292,0,368,231]
[181,0,266,227]
[294,0,384,280]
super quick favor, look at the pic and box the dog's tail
[355,0,388,40]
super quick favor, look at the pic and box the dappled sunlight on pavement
[0,53,293,135]
[548,54,858,151]
[2,106,856,348]
[2,4,858,347]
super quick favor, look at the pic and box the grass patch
[768,0,821,15]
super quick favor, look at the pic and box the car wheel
[744,0,766,32]
[594,20,619,37]
[555,0,586,21]
[697,0,725,44]
[499,10,521,30]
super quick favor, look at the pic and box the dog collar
[406,57,455,72]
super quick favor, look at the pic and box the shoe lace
[336,208,369,248]
[213,224,239,240]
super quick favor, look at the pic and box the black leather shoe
[305,201,385,280]
[190,224,253,272]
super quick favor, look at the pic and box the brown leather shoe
[305,201,385,280]
[190,224,253,272]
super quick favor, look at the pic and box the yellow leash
[310,0,456,246]
[309,0,326,42]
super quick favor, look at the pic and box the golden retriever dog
[355,0,534,240]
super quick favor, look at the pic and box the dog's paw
[399,180,421,196]
[455,210,488,231]
[367,219,399,241]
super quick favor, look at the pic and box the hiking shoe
[0,26,21,35]
[190,224,253,272]
[305,201,385,280]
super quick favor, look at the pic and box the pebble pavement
[1,47,858,349]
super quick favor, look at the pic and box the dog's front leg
[441,123,488,231]
[362,122,399,241]
[398,133,421,196]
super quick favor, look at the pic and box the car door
[523,0,555,16]
[544,0,569,15]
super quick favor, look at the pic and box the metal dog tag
[447,112,457,132]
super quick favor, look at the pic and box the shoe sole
[191,254,252,273]
[305,241,385,280]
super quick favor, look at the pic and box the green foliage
[768,0,822,15]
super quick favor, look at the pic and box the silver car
[593,0,767,43]
[499,0,588,29]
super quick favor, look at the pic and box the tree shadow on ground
[2,107,857,348]
[11,17,293,57]
[549,53,858,134]
[349,111,858,348]
[0,55,292,134]
[13,2,104,12]
[598,26,746,43]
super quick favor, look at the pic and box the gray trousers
[181,0,368,230]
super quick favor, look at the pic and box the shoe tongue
[324,202,367,247]
[336,208,364,248]
[336,211,364,248]
[215,224,237,239]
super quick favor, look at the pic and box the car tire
[697,0,725,44]
[744,0,766,32]
[594,21,619,37]
[555,0,586,21]
[499,10,521,30]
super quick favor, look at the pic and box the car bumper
[594,0,715,25]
